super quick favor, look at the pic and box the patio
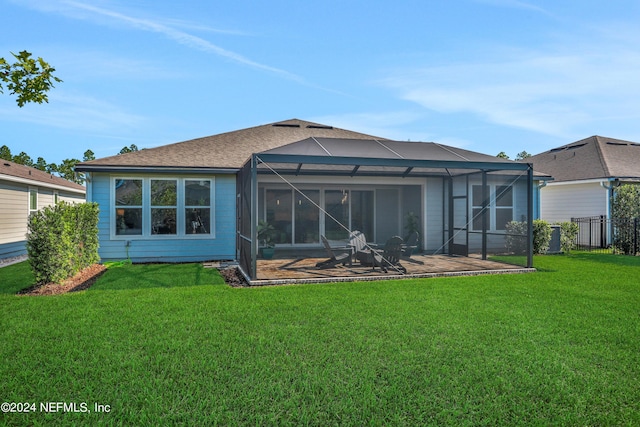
[249,254,534,286]
[236,136,541,283]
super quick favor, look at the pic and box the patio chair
[371,236,407,274]
[349,230,376,266]
[316,235,353,269]
[401,231,424,265]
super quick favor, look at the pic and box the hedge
[27,202,100,284]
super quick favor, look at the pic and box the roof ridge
[593,136,613,177]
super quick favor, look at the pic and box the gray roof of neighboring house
[76,119,383,172]
[526,136,640,183]
[1,159,86,193]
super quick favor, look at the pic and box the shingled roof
[1,159,86,193]
[76,119,383,172]
[526,136,640,183]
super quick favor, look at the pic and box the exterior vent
[606,141,639,146]
[306,125,333,130]
[550,143,587,152]
[272,123,301,128]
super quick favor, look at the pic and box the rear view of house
[77,119,546,280]
[0,160,86,259]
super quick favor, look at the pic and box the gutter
[74,165,239,175]
[0,174,86,195]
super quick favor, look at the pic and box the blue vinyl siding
[0,240,27,259]
[90,173,236,262]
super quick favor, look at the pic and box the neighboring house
[527,136,640,223]
[76,119,546,278]
[0,159,86,259]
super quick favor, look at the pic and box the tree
[56,158,82,184]
[0,51,62,107]
[12,151,34,167]
[496,151,510,159]
[34,157,48,171]
[0,145,11,161]
[612,184,640,219]
[83,149,95,162]
[516,151,532,161]
[119,144,139,154]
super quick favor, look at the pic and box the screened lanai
[237,137,536,283]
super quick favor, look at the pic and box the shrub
[611,185,640,255]
[505,221,527,255]
[505,219,552,255]
[533,219,552,254]
[558,221,579,254]
[27,202,99,284]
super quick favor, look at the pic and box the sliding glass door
[263,187,376,245]
[324,189,374,241]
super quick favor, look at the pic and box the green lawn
[1,254,639,425]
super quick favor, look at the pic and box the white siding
[540,182,607,222]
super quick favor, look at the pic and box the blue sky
[2,0,640,164]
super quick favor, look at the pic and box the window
[151,180,177,235]
[472,185,488,231]
[115,179,143,235]
[471,184,513,231]
[29,188,38,214]
[495,185,513,230]
[112,177,214,238]
[185,180,211,234]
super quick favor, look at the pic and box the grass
[1,254,639,425]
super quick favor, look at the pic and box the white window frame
[471,184,514,232]
[150,178,178,236]
[110,176,215,240]
[28,187,38,215]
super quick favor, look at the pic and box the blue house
[76,119,547,279]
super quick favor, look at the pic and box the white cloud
[0,90,146,132]
[311,111,424,140]
[379,30,640,138]
[12,0,305,83]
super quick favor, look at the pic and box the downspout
[84,172,92,202]
[535,180,547,220]
[527,165,534,269]
[600,178,617,219]
[601,178,617,247]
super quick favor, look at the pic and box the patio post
[251,154,258,280]
[527,164,534,268]
[482,170,488,260]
